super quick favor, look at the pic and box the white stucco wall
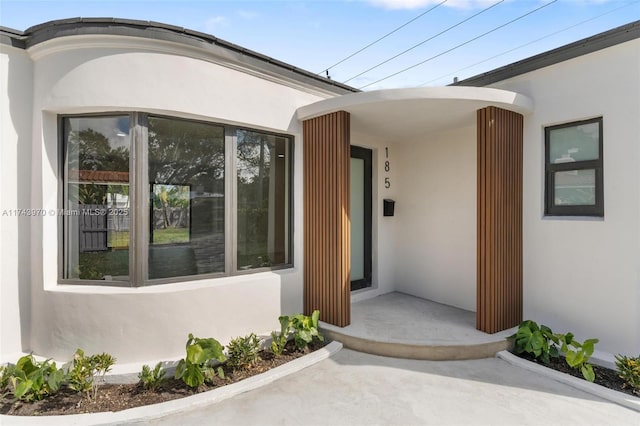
[0,45,33,362]
[488,39,640,356]
[15,34,336,364]
[392,125,477,312]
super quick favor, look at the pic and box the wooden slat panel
[477,106,523,333]
[303,111,351,327]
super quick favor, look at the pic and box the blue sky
[1,0,638,89]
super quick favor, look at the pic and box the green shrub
[557,333,598,382]
[0,365,10,398]
[509,320,559,364]
[510,320,599,382]
[138,362,166,392]
[290,310,324,351]
[271,315,291,356]
[67,349,116,401]
[271,310,324,356]
[226,333,261,371]
[2,354,64,401]
[615,354,640,391]
[175,334,226,389]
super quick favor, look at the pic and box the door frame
[350,145,372,291]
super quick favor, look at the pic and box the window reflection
[550,122,600,164]
[148,116,225,279]
[554,169,596,206]
[64,116,131,281]
[236,130,290,270]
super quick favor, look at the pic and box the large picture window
[62,114,292,285]
[545,117,603,217]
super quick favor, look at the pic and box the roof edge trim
[453,20,640,87]
[0,18,358,95]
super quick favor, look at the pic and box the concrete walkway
[147,349,640,426]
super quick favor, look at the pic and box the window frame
[544,117,604,217]
[59,112,294,287]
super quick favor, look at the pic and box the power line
[358,0,559,90]
[343,0,504,84]
[421,0,640,86]
[318,0,448,76]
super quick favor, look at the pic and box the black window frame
[59,112,294,287]
[544,117,603,217]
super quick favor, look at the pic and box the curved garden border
[1,341,342,426]
[498,350,640,413]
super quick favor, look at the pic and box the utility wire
[359,0,559,90]
[318,0,448,76]
[343,0,504,84]
[421,0,640,86]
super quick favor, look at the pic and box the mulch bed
[515,352,639,398]
[1,341,325,417]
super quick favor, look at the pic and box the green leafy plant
[290,310,324,351]
[67,349,116,401]
[271,315,292,356]
[509,320,559,364]
[615,354,640,391]
[557,333,599,382]
[226,333,261,371]
[510,320,599,382]
[2,354,64,401]
[175,334,226,389]
[138,362,166,392]
[271,310,324,356]
[0,365,10,398]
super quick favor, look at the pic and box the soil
[516,352,639,398]
[0,341,325,417]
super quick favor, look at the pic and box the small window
[545,117,603,216]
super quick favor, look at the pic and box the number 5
[385,177,391,189]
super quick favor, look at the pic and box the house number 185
[384,147,391,189]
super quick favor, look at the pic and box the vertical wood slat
[477,106,523,333]
[303,111,351,327]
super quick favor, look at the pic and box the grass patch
[152,227,189,245]
[107,227,189,248]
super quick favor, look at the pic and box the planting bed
[515,352,639,398]
[1,341,325,417]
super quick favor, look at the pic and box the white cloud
[203,16,227,33]
[367,0,502,10]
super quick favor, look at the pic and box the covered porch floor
[320,292,515,360]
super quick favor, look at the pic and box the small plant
[511,320,599,382]
[271,315,291,356]
[0,365,10,398]
[557,333,599,382]
[290,310,324,351]
[615,354,640,392]
[509,320,559,364]
[67,349,116,401]
[226,333,261,371]
[138,362,166,392]
[175,334,226,389]
[2,354,64,401]
[271,310,324,356]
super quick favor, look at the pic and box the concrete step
[319,292,515,360]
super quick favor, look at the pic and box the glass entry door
[350,146,372,291]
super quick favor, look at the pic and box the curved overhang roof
[0,18,357,97]
[297,86,533,141]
